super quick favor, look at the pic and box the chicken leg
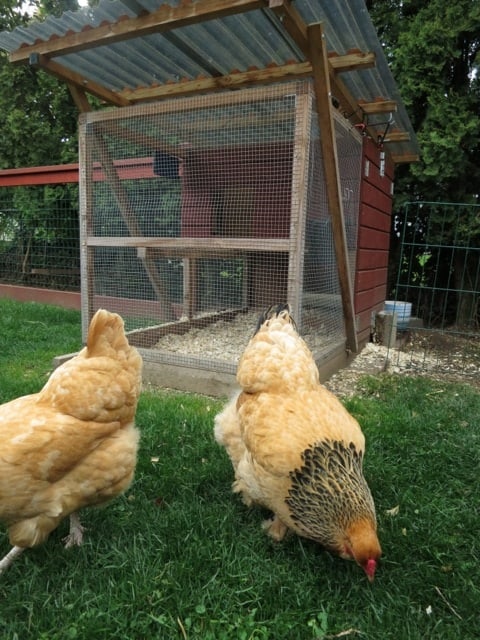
[63,512,86,549]
[0,545,25,575]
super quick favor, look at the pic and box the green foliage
[368,0,480,203]
[369,0,480,312]
[0,0,80,169]
[0,62,78,168]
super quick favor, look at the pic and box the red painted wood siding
[180,144,292,238]
[0,158,157,186]
[354,137,394,345]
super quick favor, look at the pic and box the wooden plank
[120,61,313,103]
[86,237,291,251]
[68,83,93,113]
[359,100,397,114]
[287,92,311,323]
[382,131,411,143]
[308,22,358,353]
[391,153,420,164]
[269,0,308,57]
[329,50,376,73]
[0,163,79,186]
[78,111,95,340]
[119,52,376,105]
[126,308,248,348]
[10,0,266,63]
[183,257,197,319]
[269,2,376,72]
[84,81,307,124]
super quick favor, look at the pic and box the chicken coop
[79,80,363,392]
[0,0,420,395]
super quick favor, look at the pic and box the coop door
[213,187,255,238]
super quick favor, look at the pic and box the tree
[0,0,83,289]
[0,0,80,169]
[367,0,480,327]
[367,0,480,203]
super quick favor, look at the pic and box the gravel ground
[324,336,480,397]
[153,312,479,397]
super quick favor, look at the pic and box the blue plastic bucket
[384,301,412,330]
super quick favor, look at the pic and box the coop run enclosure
[80,81,362,394]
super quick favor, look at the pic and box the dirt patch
[324,331,480,397]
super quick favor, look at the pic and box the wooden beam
[86,237,291,251]
[308,22,358,353]
[68,83,92,113]
[329,50,376,72]
[382,131,411,143]
[10,0,266,63]
[359,99,397,114]
[270,1,376,72]
[391,153,420,164]
[120,52,375,104]
[91,131,177,321]
[29,53,130,107]
[120,61,313,102]
[287,92,311,325]
[269,0,308,57]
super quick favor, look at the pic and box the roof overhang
[0,0,419,164]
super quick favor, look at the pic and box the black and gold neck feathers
[286,440,376,548]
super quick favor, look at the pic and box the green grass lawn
[0,299,479,639]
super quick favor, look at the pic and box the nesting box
[79,80,365,395]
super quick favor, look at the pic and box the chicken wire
[0,186,80,291]
[79,80,362,374]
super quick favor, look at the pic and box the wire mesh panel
[302,106,362,351]
[389,201,480,379]
[79,81,362,379]
[0,185,80,291]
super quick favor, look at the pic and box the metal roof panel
[0,0,419,160]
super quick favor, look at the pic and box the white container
[384,301,412,330]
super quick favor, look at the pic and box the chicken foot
[0,513,86,575]
[0,545,25,575]
[62,512,86,549]
[262,514,289,541]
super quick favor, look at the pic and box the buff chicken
[214,303,381,581]
[0,309,142,575]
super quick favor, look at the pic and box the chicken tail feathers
[86,309,130,358]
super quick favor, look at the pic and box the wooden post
[375,311,397,348]
[72,85,96,340]
[307,23,358,353]
[287,92,311,326]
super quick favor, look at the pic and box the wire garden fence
[0,184,80,291]
[388,201,480,381]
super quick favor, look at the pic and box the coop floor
[138,308,347,396]
[151,308,344,364]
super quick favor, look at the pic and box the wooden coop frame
[0,0,419,394]
[80,82,329,321]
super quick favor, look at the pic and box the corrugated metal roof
[0,0,419,161]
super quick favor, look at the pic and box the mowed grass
[0,298,479,639]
